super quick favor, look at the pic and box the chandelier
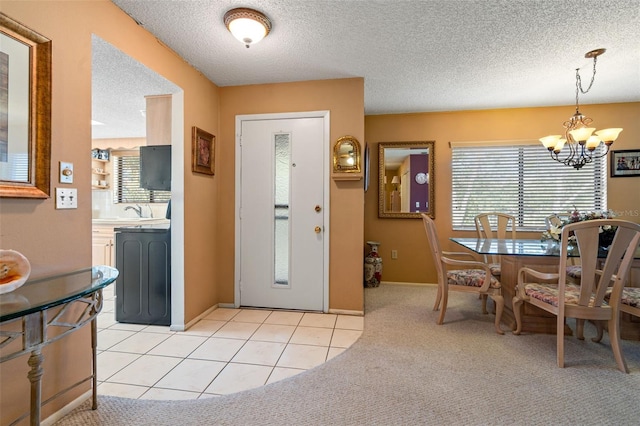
[539,48,622,170]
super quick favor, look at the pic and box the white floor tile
[98,382,148,399]
[109,331,170,354]
[141,388,201,400]
[109,322,148,332]
[330,329,362,348]
[96,329,137,351]
[289,326,333,346]
[205,308,241,321]
[97,351,140,381]
[277,344,328,369]
[213,321,260,340]
[147,334,207,358]
[97,313,117,329]
[327,347,346,360]
[232,309,271,323]
[250,323,296,343]
[267,367,305,384]
[183,319,227,336]
[336,315,364,330]
[299,312,337,328]
[188,337,246,362]
[107,354,182,387]
[231,340,286,366]
[96,308,362,399]
[205,363,273,395]
[142,325,175,334]
[264,311,304,326]
[154,358,226,392]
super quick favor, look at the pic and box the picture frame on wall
[610,149,640,177]
[192,126,215,175]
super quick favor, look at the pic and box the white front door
[235,112,329,311]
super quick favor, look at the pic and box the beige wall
[365,102,640,284]
[219,78,366,312]
[1,1,219,424]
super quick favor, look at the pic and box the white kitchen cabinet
[92,225,115,267]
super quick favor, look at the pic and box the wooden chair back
[474,212,516,264]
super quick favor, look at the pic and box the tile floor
[96,286,363,400]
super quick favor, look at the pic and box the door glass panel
[274,133,290,286]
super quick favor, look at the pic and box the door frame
[234,111,331,312]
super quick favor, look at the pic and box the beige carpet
[56,284,640,425]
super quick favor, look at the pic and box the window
[451,140,606,231]
[113,151,171,204]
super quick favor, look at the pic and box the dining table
[450,237,640,339]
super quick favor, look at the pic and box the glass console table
[450,238,640,338]
[0,266,118,425]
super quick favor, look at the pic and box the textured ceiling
[94,0,640,139]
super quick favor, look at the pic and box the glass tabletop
[450,238,640,259]
[0,265,119,322]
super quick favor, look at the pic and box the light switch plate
[60,161,74,183]
[55,188,78,209]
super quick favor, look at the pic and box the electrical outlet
[56,188,78,209]
[391,250,398,259]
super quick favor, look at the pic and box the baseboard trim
[379,281,437,287]
[171,304,220,331]
[41,390,92,426]
[328,308,364,316]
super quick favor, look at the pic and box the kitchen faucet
[124,204,143,217]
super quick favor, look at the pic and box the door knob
[315,205,321,212]
[314,226,322,233]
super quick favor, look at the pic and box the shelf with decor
[91,149,111,189]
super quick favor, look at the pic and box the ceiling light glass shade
[540,135,562,150]
[568,127,595,143]
[553,138,566,153]
[585,135,601,150]
[224,8,272,48]
[595,128,623,144]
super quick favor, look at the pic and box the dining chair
[421,214,504,334]
[474,212,516,313]
[512,219,640,372]
[599,287,640,342]
[474,212,516,277]
[545,213,582,283]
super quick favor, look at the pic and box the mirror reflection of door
[378,141,435,219]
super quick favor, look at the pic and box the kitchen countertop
[114,222,170,232]
[92,218,170,226]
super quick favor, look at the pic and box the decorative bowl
[0,250,31,295]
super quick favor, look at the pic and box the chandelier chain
[575,56,598,108]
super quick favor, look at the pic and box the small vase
[364,241,383,288]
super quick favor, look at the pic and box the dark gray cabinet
[115,225,171,325]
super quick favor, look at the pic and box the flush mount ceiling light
[224,8,272,48]
[539,48,623,170]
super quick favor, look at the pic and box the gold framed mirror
[0,13,51,198]
[333,135,361,173]
[378,141,434,219]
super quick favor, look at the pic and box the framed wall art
[0,13,51,198]
[610,149,640,177]
[192,126,215,175]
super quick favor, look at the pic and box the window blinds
[451,141,606,231]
